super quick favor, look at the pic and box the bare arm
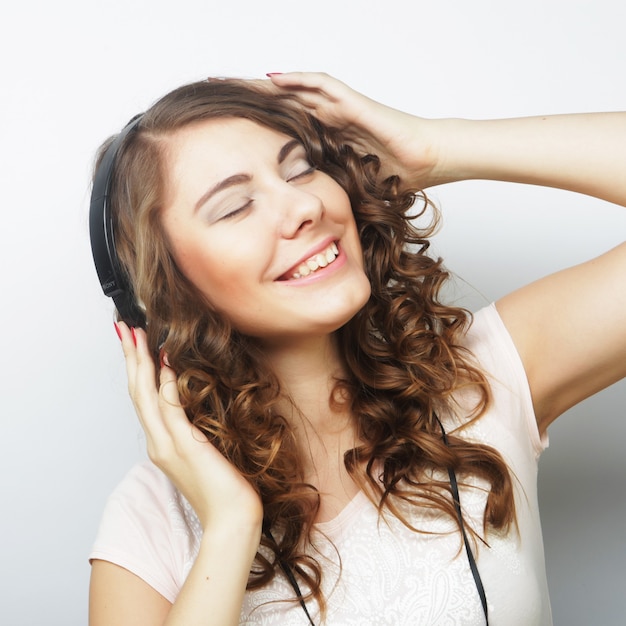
[90,562,172,626]
[431,112,626,205]
[430,110,626,431]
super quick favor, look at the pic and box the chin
[327,288,371,332]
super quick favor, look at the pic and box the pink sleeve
[465,303,549,457]
[89,461,200,603]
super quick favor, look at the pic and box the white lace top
[90,304,552,625]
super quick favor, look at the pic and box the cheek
[163,217,242,312]
[174,236,260,315]
[183,250,244,298]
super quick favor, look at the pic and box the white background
[1,1,624,624]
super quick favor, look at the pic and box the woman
[88,72,626,625]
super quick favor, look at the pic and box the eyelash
[221,199,253,221]
[287,165,316,182]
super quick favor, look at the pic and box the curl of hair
[95,79,515,616]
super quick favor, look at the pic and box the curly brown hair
[97,78,514,615]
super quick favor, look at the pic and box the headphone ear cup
[90,115,145,328]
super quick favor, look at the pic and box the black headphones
[89,114,146,328]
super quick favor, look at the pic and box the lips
[278,241,339,280]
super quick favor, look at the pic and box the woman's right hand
[91,325,263,626]
[116,322,263,540]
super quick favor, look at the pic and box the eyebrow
[277,139,301,164]
[193,139,303,213]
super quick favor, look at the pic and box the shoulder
[100,461,190,526]
[90,461,202,603]
[111,459,175,497]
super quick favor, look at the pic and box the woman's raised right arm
[89,324,263,626]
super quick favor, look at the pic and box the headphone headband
[89,114,146,328]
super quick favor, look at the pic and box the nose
[273,180,325,239]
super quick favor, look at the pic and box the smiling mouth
[279,241,340,280]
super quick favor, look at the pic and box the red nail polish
[114,322,122,341]
[131,327,137,346]
[266,72,283,77]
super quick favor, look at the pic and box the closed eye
[220,199,253,221]
[287,165,316,182]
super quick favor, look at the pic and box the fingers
[112,325,262,529]
[114,322,169,443]
[266,71,377,136]
[116,323,209,452]
[114,323,141,408]
[156,359,206,448]
[266,72,342,112]
[266,71,340,96]
[158,357,179,406]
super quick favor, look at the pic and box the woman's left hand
[267,72,442,189]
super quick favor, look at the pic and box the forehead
[161,117,296,209]
[167,117,291,170]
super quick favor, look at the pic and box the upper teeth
[291,242,339,279]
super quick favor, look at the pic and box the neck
[261,332,355,444]
[260,333,363,516]
[264,334,342,417]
